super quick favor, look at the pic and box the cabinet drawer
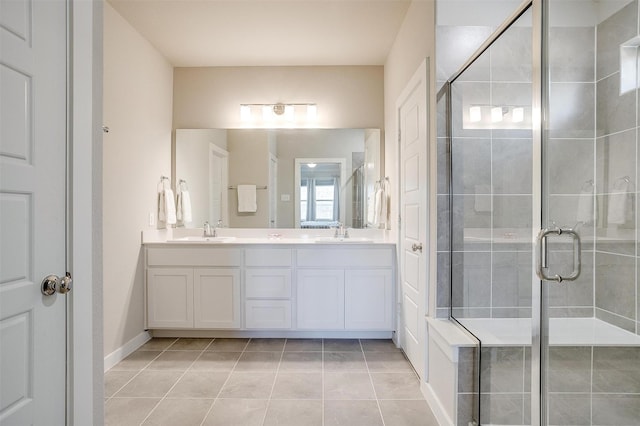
[147,248,241,267]
[296,247,393,268]
[245,268,292,298]
[245,248,292,267]
[245,300,291,329]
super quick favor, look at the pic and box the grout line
[105,339,176,403]
[199,337,249,426]
[322,338,325,426]
[139,338,209,425]
[259,339,286,426]
[361,339,386,426]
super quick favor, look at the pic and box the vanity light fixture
[307,163,317,168]
[239,103,318,125]
[467,104,528,127]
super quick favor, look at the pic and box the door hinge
[398,129,401,143]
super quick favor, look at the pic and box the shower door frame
[445,0,546,423]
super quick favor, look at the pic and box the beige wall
[172,66,384,129]
[227,130,271,227]
[383,1,436,310]
[384,1,436,234]
[103,3,174,356]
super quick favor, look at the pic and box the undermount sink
[314,237,374,244]
[169,236,236,243]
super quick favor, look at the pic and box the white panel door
[345,269,393,330]
[147,268,194,328]
[194,268,241,329]
[268,154,277,227]
[296,269,345,329]
[209,144,228,225]
[0,0,68,424]
[397,59,429,379]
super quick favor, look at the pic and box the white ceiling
[107,0,412,67]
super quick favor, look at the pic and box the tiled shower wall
[592,1,639,334]
[457,345,640,426]
[435,1,640,335]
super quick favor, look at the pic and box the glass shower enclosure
[444,0,640,424]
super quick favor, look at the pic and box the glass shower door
[541,0,640,424]
[449,5,535,424]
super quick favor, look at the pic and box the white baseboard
[104,330,151,372]
[422,380,453,426]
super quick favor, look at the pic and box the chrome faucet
[334,222,349,238]
[203,221,216,237]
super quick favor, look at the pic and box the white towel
[163,188,177,225]
[608,188,629,225]
[384,181,391,229]
[177,189,193,223]
[237,184,257,213]
[157,182,166,222]
[373,187,384,227]
[474,184,491,212]
[367,190,376,225]
[576,189,594,224]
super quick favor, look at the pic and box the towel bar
[228,185,267,190]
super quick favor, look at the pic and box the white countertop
[142,227,395,246]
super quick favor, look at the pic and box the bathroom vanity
[143,229,396,338]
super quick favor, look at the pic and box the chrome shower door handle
[536,227,581,283]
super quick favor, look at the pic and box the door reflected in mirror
[174,128,382,229]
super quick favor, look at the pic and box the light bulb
[307,104,317,121]
[240,105,251,121]
[284,105,295,121]
[512,107,524,123]
[263,105,274,121]
[469,106,482,122]
[491,107,503,123]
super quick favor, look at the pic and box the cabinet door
[194,268,241,329]
[147,268,194,328]
[296,269,344,329]
[345,269,394,330]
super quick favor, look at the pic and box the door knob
[412,242,423,253]
[41,272,72,296]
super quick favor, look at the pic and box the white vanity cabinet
[145,243,395,334]
[146,247,242,329]
[296,247,395,331]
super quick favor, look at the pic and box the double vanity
[142,228,397,339]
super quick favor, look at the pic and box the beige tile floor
[104,337,439,426]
